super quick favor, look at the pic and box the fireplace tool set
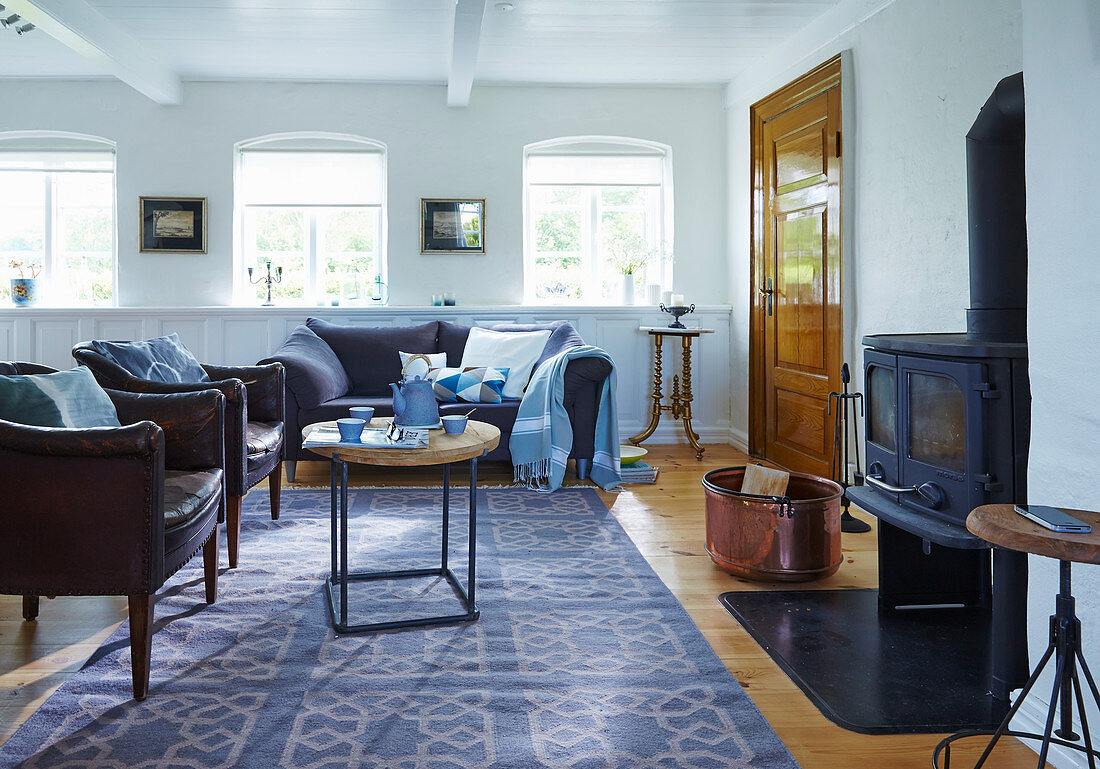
[829,363,871,534]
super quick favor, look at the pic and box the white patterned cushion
[428,366,509,403]
[399,351,446,381]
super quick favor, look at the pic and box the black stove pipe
[965,71,1027,343]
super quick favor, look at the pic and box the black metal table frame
[323,454,480,633]
[934,559,1100,768]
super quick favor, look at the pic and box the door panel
[755,78,842,479]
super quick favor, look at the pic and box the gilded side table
[629,326,714,460]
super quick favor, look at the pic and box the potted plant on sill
[9,261,41,307]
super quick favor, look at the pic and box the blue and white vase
[11,278,37,307]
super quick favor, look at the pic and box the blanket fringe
[514,458,552,491]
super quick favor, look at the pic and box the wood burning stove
[846,72,1031,703]
[862,336,1029,529]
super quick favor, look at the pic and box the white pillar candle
[671,293,685,306]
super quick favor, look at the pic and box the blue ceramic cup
[349,406,375,423]
[441,415,468,435]
[337,418,366,441]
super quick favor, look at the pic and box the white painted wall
[1017,1,1100,765]
[0,81,727,309]
[724,0,1022,441]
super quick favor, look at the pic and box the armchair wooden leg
[127,593,153,701]
[203,523,219,604]
[227,495,242,569]
[270,461,283,521]
[22,595,39,621]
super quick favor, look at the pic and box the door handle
[759,278,774,317]
[865,473,945,510]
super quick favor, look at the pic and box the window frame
[0,131,118,307]
[522,136,673,305]
[233,133,388,306]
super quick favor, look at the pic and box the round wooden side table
[303,419,500,633]
[934,504,1100,768]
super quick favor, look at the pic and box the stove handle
[865,472,945,510]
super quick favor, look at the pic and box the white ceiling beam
[447,0,488,107]
[4,0,181,105]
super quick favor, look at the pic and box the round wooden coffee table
[303,419,500,633]
[934,504,1100,768]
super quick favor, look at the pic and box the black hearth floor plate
[719,589,1009,735]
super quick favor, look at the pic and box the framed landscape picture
[140,197,207,253]
[420,198,484,254]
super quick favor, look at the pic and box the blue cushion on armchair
[0,367,120,428]
[91,333,211,384]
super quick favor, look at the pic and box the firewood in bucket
[741,463,791,497]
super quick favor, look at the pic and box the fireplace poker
[829,363,871,534]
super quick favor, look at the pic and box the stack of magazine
[303,424,429,450]
[620,460,658,484]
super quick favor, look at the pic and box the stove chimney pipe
[965,71,1027,342]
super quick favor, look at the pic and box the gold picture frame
[420,198,485,254]
[139,196,207,253]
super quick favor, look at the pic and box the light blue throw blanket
[510,345,622,492]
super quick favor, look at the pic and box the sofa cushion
[246,421,283,455]
[260,325,349,409]
[306,318,439,396]
[400,351,446,381]
[91,333,211,384]
[163,469,222,530]
[0,367,121,428]
[490,321,585,374]
[438,321,473,367]
[460,327,551,400]
[428,366,509,403]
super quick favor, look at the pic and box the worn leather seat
[73,344,286,570]
[0,363,226,701]
[164,469,224,530]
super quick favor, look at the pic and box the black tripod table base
[934,560,1100,768]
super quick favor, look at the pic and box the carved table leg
[630,333,664,445]
[680,335,704,459]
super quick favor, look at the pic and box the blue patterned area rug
[0,488,798,769]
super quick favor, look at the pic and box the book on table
[303,424,429,450]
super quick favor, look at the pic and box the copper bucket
[702,467,843,582]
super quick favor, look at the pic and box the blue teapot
[390,354,441,427]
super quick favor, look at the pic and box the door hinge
[974,382,1001,399]
[835,131,842,158]
[975,473,1004,493]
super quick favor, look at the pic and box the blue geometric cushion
[428,366,509,404]
[0,367,120,428]
[91,333,211,384]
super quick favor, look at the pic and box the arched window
[0,131,116,306]
[234,133,386,305]
[523,136,672,304]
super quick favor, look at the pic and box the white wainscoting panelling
[0,305,733,444]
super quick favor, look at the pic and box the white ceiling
[0,0,840,98]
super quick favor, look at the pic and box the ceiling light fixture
[495,2,514,12]
[0,6,34,35]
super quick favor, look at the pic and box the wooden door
[750,57,842,478]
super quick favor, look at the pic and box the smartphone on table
[1013,504,1092,533]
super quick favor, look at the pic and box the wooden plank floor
[0,443,1037,766]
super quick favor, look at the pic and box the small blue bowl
[441,415,468,435]
[337,418,366,441]
[349,406,375,423]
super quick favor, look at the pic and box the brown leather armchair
[0,363,226,701]
[72,343,285,569]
